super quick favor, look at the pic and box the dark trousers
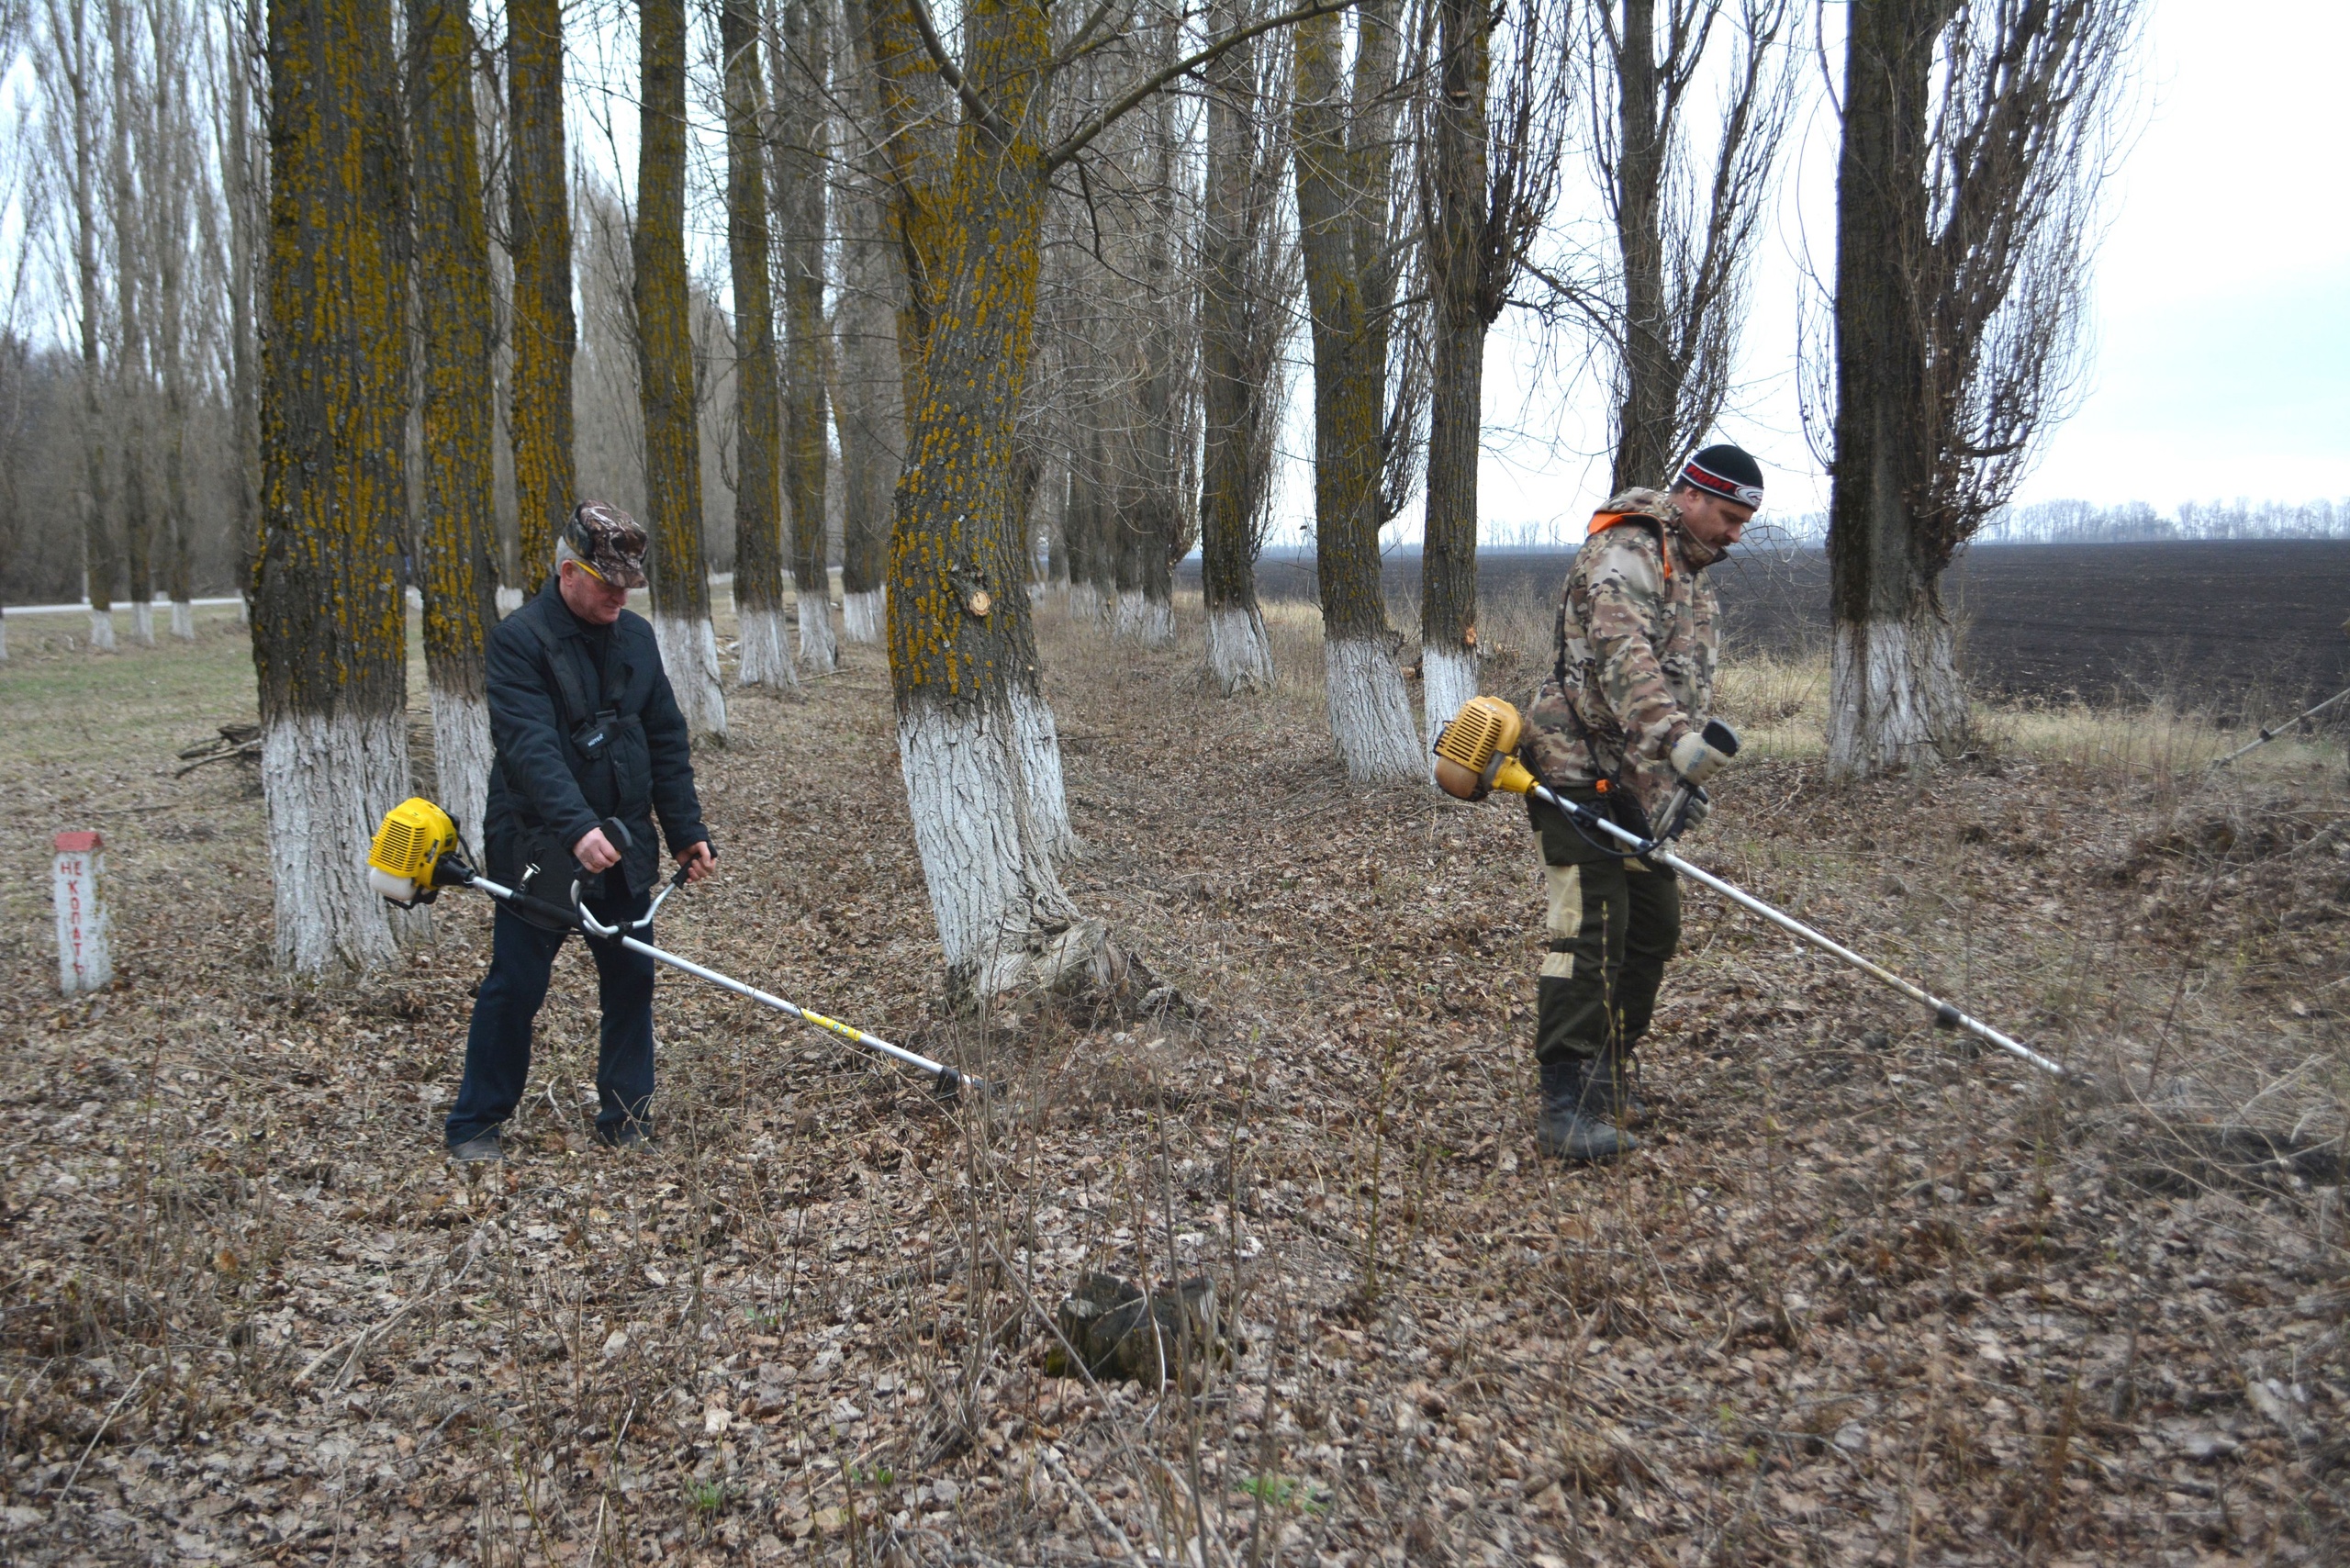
[445,884,656,1146]
[1529,794,1682,1065]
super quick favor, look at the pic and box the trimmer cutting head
[1433,696,1540,800]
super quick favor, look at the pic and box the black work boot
[1535,1055,1636,1163]
[1592,1045,1647,1125]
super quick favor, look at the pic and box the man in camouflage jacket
[1519,444,1762,1161]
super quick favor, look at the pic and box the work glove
[1676,789,1711,835]
[1670,723,1736,787]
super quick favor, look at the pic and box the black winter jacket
[482,583,709,908]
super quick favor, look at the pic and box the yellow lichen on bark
[410,0,498,698]
[634,0,712,626]
[252,0,408,717]
[507,0,573,596]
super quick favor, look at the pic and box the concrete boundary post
[53,830,112,995]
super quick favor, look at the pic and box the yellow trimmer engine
[1432,696,1541,801]
[367,797,462,906]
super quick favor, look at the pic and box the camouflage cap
[565,500,648,588]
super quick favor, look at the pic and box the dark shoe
[1592,1047,1647,1125]
[594,1122,653,1150]
[1534,1056,1635,1163]
[447,1131,504,1163]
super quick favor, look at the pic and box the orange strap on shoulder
[1587,510,1672,577]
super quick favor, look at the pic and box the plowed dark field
[1214,540,2350,708]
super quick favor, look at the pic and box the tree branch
[1043,0,1359,172]
[905,0,1013,144]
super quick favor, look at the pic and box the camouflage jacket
[1523,488,1721,816]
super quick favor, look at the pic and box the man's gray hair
[554,534,586,573]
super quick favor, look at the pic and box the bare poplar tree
[635,0,728,738]
[1293,0,1425,783]
[104,0,159,645]
[1821,0,2138,778]
[506,0,572,600]
[140,0,202,642]
[843,0,1341,993]
[1198,0,1293,695]
[1559,0,1797,494]
[215,0,263,623]
[43,0,118,649]
[722,0,795,686]
[830,0,906,646]
[252,0,415,972]
[1417,0,1569,742]
[775,0,837,671]
[408,0,500,853]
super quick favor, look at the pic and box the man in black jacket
[444,502,715,1160]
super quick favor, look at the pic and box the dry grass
[0,586,2344,1565]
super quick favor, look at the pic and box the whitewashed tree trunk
[841,588,885,644]
[1068,581,1102,626]
[736,606,798,687]
[1011,684,1075,858]
[495,585,522,617]
[261,711,418,972]
[428,686,495,860]
[898,695,1105,995]
[1324,637,1427,784]
[1111,588,1146,642]
[1203,606,1274,695]
[1136,597,1174,649]
[1421,645,1480,756]
[0,611,9,661]
[654,614,729,740]
[130,603,154,645]
[796,572,838,670]
[170,599,195,640]
[1825,609,1969,779]
[88,610,116,650]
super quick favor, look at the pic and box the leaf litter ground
[0,597,2345,1565]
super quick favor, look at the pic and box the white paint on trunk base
[0,611,9,662]
[428,687,496,861]
[898,695,1092,995]
[1203,607,1274,695]
[1136,597,1173,649]
[1826,613,1968,780]
[1068,583,1102,626]
[495,586,523,618]
[1011,684,1076,858]
[88,610,116,651]
[1111,588,1146,642]
[1324,637,1427,784]
[261,711,416,973]
[170,599,195,640]
[841,588,885,644]
[129,602,153,645]
[1422,646,1481,757]
[735,607,798,688]
[654,615,729,741]
[52,830,110,994]
[796,581,839,672]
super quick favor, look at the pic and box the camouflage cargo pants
[1527,790,1681,1065]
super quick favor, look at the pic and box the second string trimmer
[1432,698,2066,1079]
[365,799,987,1098]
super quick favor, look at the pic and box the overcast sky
[1339,0,2350,550]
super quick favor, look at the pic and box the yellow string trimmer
[365,798,986,1097]
[1432,697,2066,1079]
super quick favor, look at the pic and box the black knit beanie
[1678,443,1764,509]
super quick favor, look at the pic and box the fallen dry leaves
[0,602,2344,1566]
